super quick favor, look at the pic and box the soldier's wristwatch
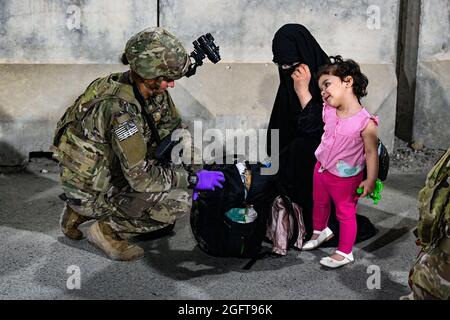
[188,173,199,189]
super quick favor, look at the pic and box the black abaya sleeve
[297,99,324,141]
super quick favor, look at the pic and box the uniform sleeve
[109,101,189,193]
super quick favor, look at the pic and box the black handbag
[363,139,390,181]
[377,139,390,181]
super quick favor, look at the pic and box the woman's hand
[291,64,313,108]
[292,64,311,94]
[358,179,376,198]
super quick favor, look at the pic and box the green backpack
[416,148,450,251]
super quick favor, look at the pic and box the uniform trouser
[312,162,363,254]
[65,186,192,234]
[407,238,450,300]
[107,188,192,233]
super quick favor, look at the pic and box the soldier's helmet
[124,27,191,80]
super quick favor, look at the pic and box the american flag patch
[114,120,139,141]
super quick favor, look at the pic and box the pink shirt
[315,103,378,177]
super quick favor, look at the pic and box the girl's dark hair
[121,52,129,65]
[317,55,368,99]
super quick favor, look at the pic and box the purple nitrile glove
[192,170,225,201]
[195,170,225,190]
[193,191,199,201]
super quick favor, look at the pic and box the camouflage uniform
[52,27,194,235]
[402,148,450,300]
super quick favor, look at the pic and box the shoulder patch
[114,119,139,141]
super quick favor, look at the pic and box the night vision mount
[185,33,221,77]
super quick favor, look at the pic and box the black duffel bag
[190,161,277,258]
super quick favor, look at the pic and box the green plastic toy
[357,179,384,205]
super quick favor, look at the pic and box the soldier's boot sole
[60,205,92,240]
[87,221,144,262]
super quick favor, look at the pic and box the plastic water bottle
[225,208,247,223]
[225,206,258,224]
[244,206,257,223]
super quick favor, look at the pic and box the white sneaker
[320,250,354,268]
[302,227,334,250]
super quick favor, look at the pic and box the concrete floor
[0,159,425,300]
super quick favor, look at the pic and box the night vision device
[185,33,221,77]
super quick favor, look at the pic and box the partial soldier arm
[109,103,189,193]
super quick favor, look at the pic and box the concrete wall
[413,0,450,149]
[1,0,400,166]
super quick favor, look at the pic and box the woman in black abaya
[267,24,377,244]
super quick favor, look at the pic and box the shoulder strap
[131,83,161,145]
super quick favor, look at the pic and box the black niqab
[267,24,329,155]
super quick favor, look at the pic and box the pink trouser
[312,162,363,254]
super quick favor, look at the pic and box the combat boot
[60,205,92,240]
[87,221,144,261]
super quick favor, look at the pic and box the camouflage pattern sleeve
[108,100,189,192]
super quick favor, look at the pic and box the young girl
[301,56,379,268]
